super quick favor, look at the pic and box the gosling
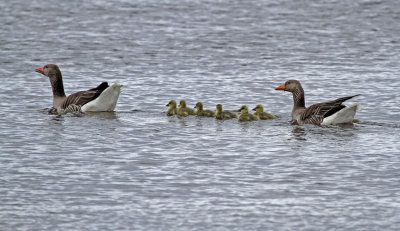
[194,102,215,117]
[252,104,276,120]
[178,100,196,116]
[166,100,177,116]
[238,105,259,122]
[215,104,238,120]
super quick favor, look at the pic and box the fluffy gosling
[178,100,196,116]
[215,104,238,120]
[238,105,259,121]
[252,104,276,120]
[194,102,215,117]
[166,100,177,116]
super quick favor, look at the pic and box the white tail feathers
[322,102,360,125]
[81,83,122,112]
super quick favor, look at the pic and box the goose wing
[300,94,360,124]
[60,82,109,109]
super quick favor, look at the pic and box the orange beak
[35,66,44,74]
[275,83,285,90]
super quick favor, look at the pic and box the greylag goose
[275,80,360,125]
[194,102,215,117]
[35,64,122,115]
[215,104,238,120]
[166,100,178,116]
[252,104,276,120]
[238,105,259,122]
[177,100,195,116]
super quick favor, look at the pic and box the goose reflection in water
[85,111,118,120]
[291,126,307,141]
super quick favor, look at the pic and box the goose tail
[322,102,360,125]
[81,83,122,112]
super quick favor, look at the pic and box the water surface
[1,0,400,230]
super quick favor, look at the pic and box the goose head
[275,80,303,93]
[35,64,61,79]
[35,64,66,98]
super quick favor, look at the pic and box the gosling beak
[275,83,286,90]
[252,107,256,111]
[165,103,169,106]
[35,67,44,74]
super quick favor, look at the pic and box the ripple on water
[1,0,400,230]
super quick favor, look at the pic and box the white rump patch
[81,83,123,112]
[321,102,360,125]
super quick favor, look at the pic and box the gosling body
[178,100,196,116]
[215,104,238,120]
[238,105,259,122]
[194,102,215,117]
[253,104,276,120]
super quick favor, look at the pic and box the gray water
[1,0,400,230]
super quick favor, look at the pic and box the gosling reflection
[85,111,118,120]
[291,126,306,141]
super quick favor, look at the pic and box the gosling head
[216,104,223,113]
[166,100,177,108]
[253,104,264,113]
[238,105,249,114]
[179,100,187,108]
[195,102,204,110]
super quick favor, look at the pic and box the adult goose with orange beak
[35,64,122,115]
[275,80,360,125]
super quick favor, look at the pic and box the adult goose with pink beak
[35,64,122,115]
[275,80,360,125]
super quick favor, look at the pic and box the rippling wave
[1,0,400,230]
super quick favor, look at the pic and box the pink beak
[35,66,44,74]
